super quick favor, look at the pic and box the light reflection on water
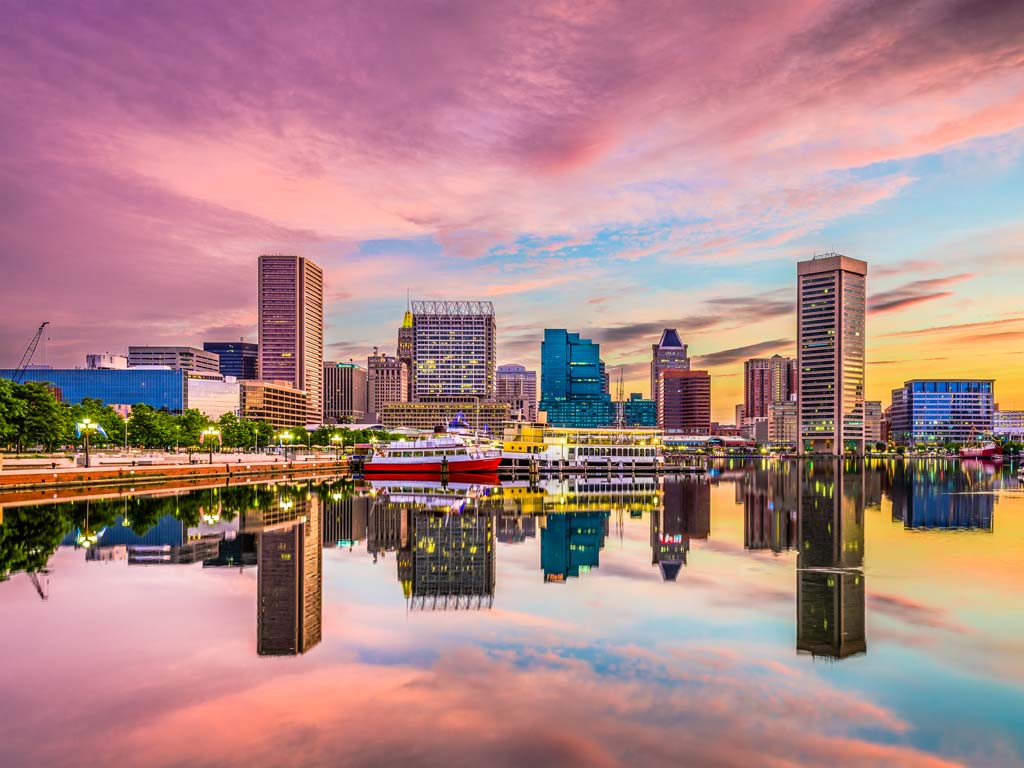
[1,458,1022,767]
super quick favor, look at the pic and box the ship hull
[363,456,502,475]
[959,446,1002,460]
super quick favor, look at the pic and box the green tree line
[0,379,396,451]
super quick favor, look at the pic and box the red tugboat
[363,434,502,475]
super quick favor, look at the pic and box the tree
[128,404,174,448]
[0,505,70,580]
[0,378,28,447]
[67,399,126,447]
[177,409,211,448]
[10,382,71,451]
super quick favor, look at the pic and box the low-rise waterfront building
[888,379,995,446]
[768,400,799,447]
[239,380,308,428]
[619,393,657,428]
[185,375,241,420]
[994,409,1024,441]
[864,400,883,445]
[1,367,189,412]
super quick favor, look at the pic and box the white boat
[501,424,663,471]
[363,434,502,475]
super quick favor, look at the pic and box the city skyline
[2,2,1024,424]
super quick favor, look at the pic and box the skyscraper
[797,254,867,455]
[411,300,496,401]
[659,369,711,434]
[743,355,796,419]
[203,341,259,380]
[397,305,414,401]
[323,361,367,423]
[539,329,614,428]
[651,329,689,410]
[257,254,324,424]
[496,364,538,421]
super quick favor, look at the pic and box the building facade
[539,329,614,428]
[1,368,187,412]
[323,361,367,423]
[203,341,258,380]
[768,400,799,446]
[495,364,538,422]
[367,348,408,420]
[398,308,414,402]
[744,355,796,419]
[257,254,324,424]
[380,402,509,434]
[620,393,657,427]
[797,253,867,455]
[888,379,995,446]
[659,369,711,434]
[864,400,883,445]
[86,353,128,370]
[651,329,689,411]
[411,300,496,401]
[994,409,1024,441]
[185,375,240,420]
[127,346,221,374]
[239,380,308,428]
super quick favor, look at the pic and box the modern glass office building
[888,379,995,446]
[204,341,258,380]
[620,393,657,427]
[539,329,614,428]
[0,368,186,412]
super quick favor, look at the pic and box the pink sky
[1,0,1023,420]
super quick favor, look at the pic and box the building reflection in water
[254,492,323,656]
[885,460,995,531]
[367,480,499,610]
[652,477,711,580]
[796,460,866,660]
[740,462,798,554]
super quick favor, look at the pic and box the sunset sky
[1,0,1023,421]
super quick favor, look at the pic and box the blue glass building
[889,379,994,446]
[621,393,657,427]
[0,368,186,412]
[203,341,258,380]
[539,329,614,428]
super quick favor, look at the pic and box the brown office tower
[659,369,711,434]
[797,253,867,455]
[258,254,324,424]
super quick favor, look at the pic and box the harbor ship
[363,434,502,475]
[501,424,663,472]
[959,442,1003,460]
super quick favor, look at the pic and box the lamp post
[331,433,343,461]
[278,431,293,461]
[77,418,98,468]
[201,427,221,465]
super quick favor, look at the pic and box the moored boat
[363,435,502,475]
[959,442,1003,460]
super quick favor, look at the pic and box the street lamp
[278,430,294,460]
[331,433,344,460]
[76,418,98,468]
[201,427,222,465]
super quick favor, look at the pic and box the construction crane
[13,321,49,383]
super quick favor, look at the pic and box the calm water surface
[1,459,1022,767]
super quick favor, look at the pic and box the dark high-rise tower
[258,254,324,424]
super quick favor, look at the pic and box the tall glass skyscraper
[539,329,614,428]
[258,254,324,424]
[797,254,867,455]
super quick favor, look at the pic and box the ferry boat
[501,424,663,472]
[959,442,1003,460]
[363,435,502,475]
